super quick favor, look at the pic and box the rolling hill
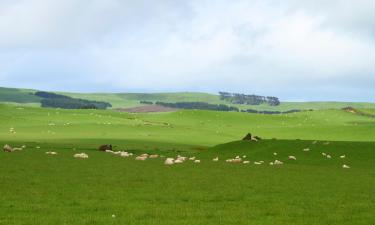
[1,86,375,111]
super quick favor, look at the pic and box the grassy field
[0,104,375,224]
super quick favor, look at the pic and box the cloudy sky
[0,0,374,101]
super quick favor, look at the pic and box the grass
[0,104,375,224]
[0,140,374,225]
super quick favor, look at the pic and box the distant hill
[1,86,375,111]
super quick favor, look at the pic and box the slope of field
[1,104,375,224]
[1,104,375,151]
[0,87,41,105]
[0,139,374,225]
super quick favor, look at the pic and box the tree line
[35,91,112,109]
[219,92,280,106]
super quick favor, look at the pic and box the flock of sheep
[2,143,351,169]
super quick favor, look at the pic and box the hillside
[1,87,375,111]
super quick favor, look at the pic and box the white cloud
[0,0,375,100]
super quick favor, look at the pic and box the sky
[0,0,375,101]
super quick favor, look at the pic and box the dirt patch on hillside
[342,107,375,118]
[116,105,178,113]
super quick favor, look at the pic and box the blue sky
[0,0,375,101]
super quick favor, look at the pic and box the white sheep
[288,156,297,160]
[189,157,196,161]
[254,162,262,165]
[212,157,219,162]
[326,155,332,159]
[273,152,278,156]
[340,155,346,159]
[105,150,114,153]
[303,148,310,152]
[342,164,350,169]
[243,161,250,164]
[322,152,327,156]
[174,159,184,164]
[269,162,274,166]
[164,158,175,165]
[242,155,247,158]
[274,160,283,165]
[149,154,159,159]
[46,151,57,155]
[135,156,147,161]
[74,153,88,159]
[194,160,201,163]
[3,144,13,152]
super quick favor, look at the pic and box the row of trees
[35,91,112,109]
[155,101,240,112]
[219,92,280,106]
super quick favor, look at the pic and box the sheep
[149,154,159,159]
[189,157,196,161]
[303,148,310,152]
[36,146,41,149]
[273,152,278,156]
[74,153,88,159]
[254,161,262,165]
[164,158,175,165]
[194,160,201,163]
[269,162,274,166]
[3,144,13,152]
[212,157,219,162]
[135,156,147,161]
[242,155,247,158]
[120,152,130,157]
[12,147,23,151]
[105,150,114,153]
[326,154,332,159]
[340,155,346,159]
[342,164,350,169]
[232,158,242,163]
[46,151,57,155]
[243,161,250,164]
[274,160,283,165]
[235,156,240,159]
[140,153,149,158]
[288,156,297,160]
[322,152,327,156]
[176,156,187,161]
[174,159,183,164]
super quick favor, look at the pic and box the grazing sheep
[176,156,187,161]
[149,154,159,159]
[3,144,13,152]
[12,147,23,151]
[174,159,184,164]
[120,152,130,157]
[322,152,327,156]
[340,155,346,159]
[232,158,242,163]
[326,155,332,159]
[269,162,274,166]
[36,146,41,149]
[273,152,278,156]
[274,160,283,165]
[254,162,262,165]
[212,157,219,162]
[303,148,310,152]
[243,161,250,164]
[46,151,57,155]
[21,145,26,149]
[74,153,88,159]
[140,153,149,158]
[164,158,175,165]
[259,161,264,163]
[235,156,240,159]
[342,164,350,169]
[135,156,147,161]
[194,160,201,163]
[189,157,196,161]
[242,155,247,158]
[288,156,297,160]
